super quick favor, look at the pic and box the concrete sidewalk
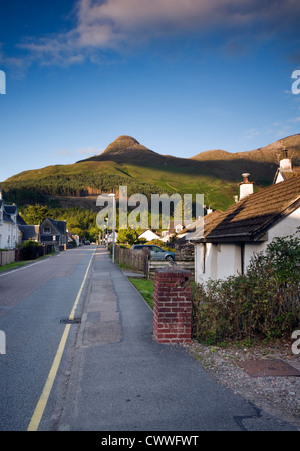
[48,247,297,431]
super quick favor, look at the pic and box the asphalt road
[0,246,95,431]
[0,245,297,433]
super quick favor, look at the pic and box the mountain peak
[103,135,149,155]
[78,135,165,164]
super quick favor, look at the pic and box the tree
[21,205,50,225]
[117,227,142,245]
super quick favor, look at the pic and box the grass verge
[128,277,154,310]
[0,252,57,273]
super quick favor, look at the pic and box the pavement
[42,246,298,432]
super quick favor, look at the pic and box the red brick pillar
[153,266,192,344]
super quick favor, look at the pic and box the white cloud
[6,0,300,66]
[245,128,260,139]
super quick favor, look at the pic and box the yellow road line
[27,250,95,431]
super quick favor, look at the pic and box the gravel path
[186,341,300,429]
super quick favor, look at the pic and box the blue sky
[1,0,300,182]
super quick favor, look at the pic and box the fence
[115,246,149,275]
[114,245,195,280]
[148,260,194,280]
[0,250,15,267]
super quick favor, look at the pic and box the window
[43,227,51,234]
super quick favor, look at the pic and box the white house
[183,171,300,285]
[138,229,161,242]
[0,190,23,249]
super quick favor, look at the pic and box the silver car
[131,244,175,261]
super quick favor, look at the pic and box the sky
[1,0,300,182]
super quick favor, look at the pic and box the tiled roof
[4,205,17,215]
[46,218,66,235]
[19,225,39,241]
[202,177,300,242]
[180,209,225,241]
[3,210,14,224]
[273,165,300,183]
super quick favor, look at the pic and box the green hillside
[1,134,300,211]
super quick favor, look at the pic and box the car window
[152,246,164,252]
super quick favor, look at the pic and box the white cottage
[0,190,23,249]
[185,175,300,285]
[138,229,161,242]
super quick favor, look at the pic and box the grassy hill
[1,134,300,211]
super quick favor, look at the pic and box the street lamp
[105,217,108,249]
[108,193,116,263]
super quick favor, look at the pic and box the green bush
[192,229,300,344]
[17,240,44,261]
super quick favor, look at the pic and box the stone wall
[175,242,195,261]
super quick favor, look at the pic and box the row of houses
[180,150,300,284]
[0,190,69,250]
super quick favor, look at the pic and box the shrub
[17,240,45,261]
[192,230,300,344]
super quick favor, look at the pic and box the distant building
[138,229,161,242]
[19,217,67,249]
[39,218,67,248]
[0,189,25,249]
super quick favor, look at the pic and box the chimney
[279,149,292,171]
[239,173,254,200]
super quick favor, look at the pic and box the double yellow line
[27,250,95,431]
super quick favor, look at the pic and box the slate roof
[3,210,14,224]
[0,201,15,224]
[46,218,66,235]
[204,177,300,242]
[185,177,300,243]
[4,205,17,215]
[19,225,39,241]
[16,214,27,226]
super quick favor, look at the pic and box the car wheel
[166,255,174,261]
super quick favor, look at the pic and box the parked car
[131,244,175,261]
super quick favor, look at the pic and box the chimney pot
[242,173,251,184]
[239,173,254,200]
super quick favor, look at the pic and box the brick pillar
[153,266,192,344]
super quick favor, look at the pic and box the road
[0,245,95,431]
[0,245,297,432]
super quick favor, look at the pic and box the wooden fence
[148,260,195,280]
[114,245,195,280]
[115,246,149,275]
[0,250,16,267]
